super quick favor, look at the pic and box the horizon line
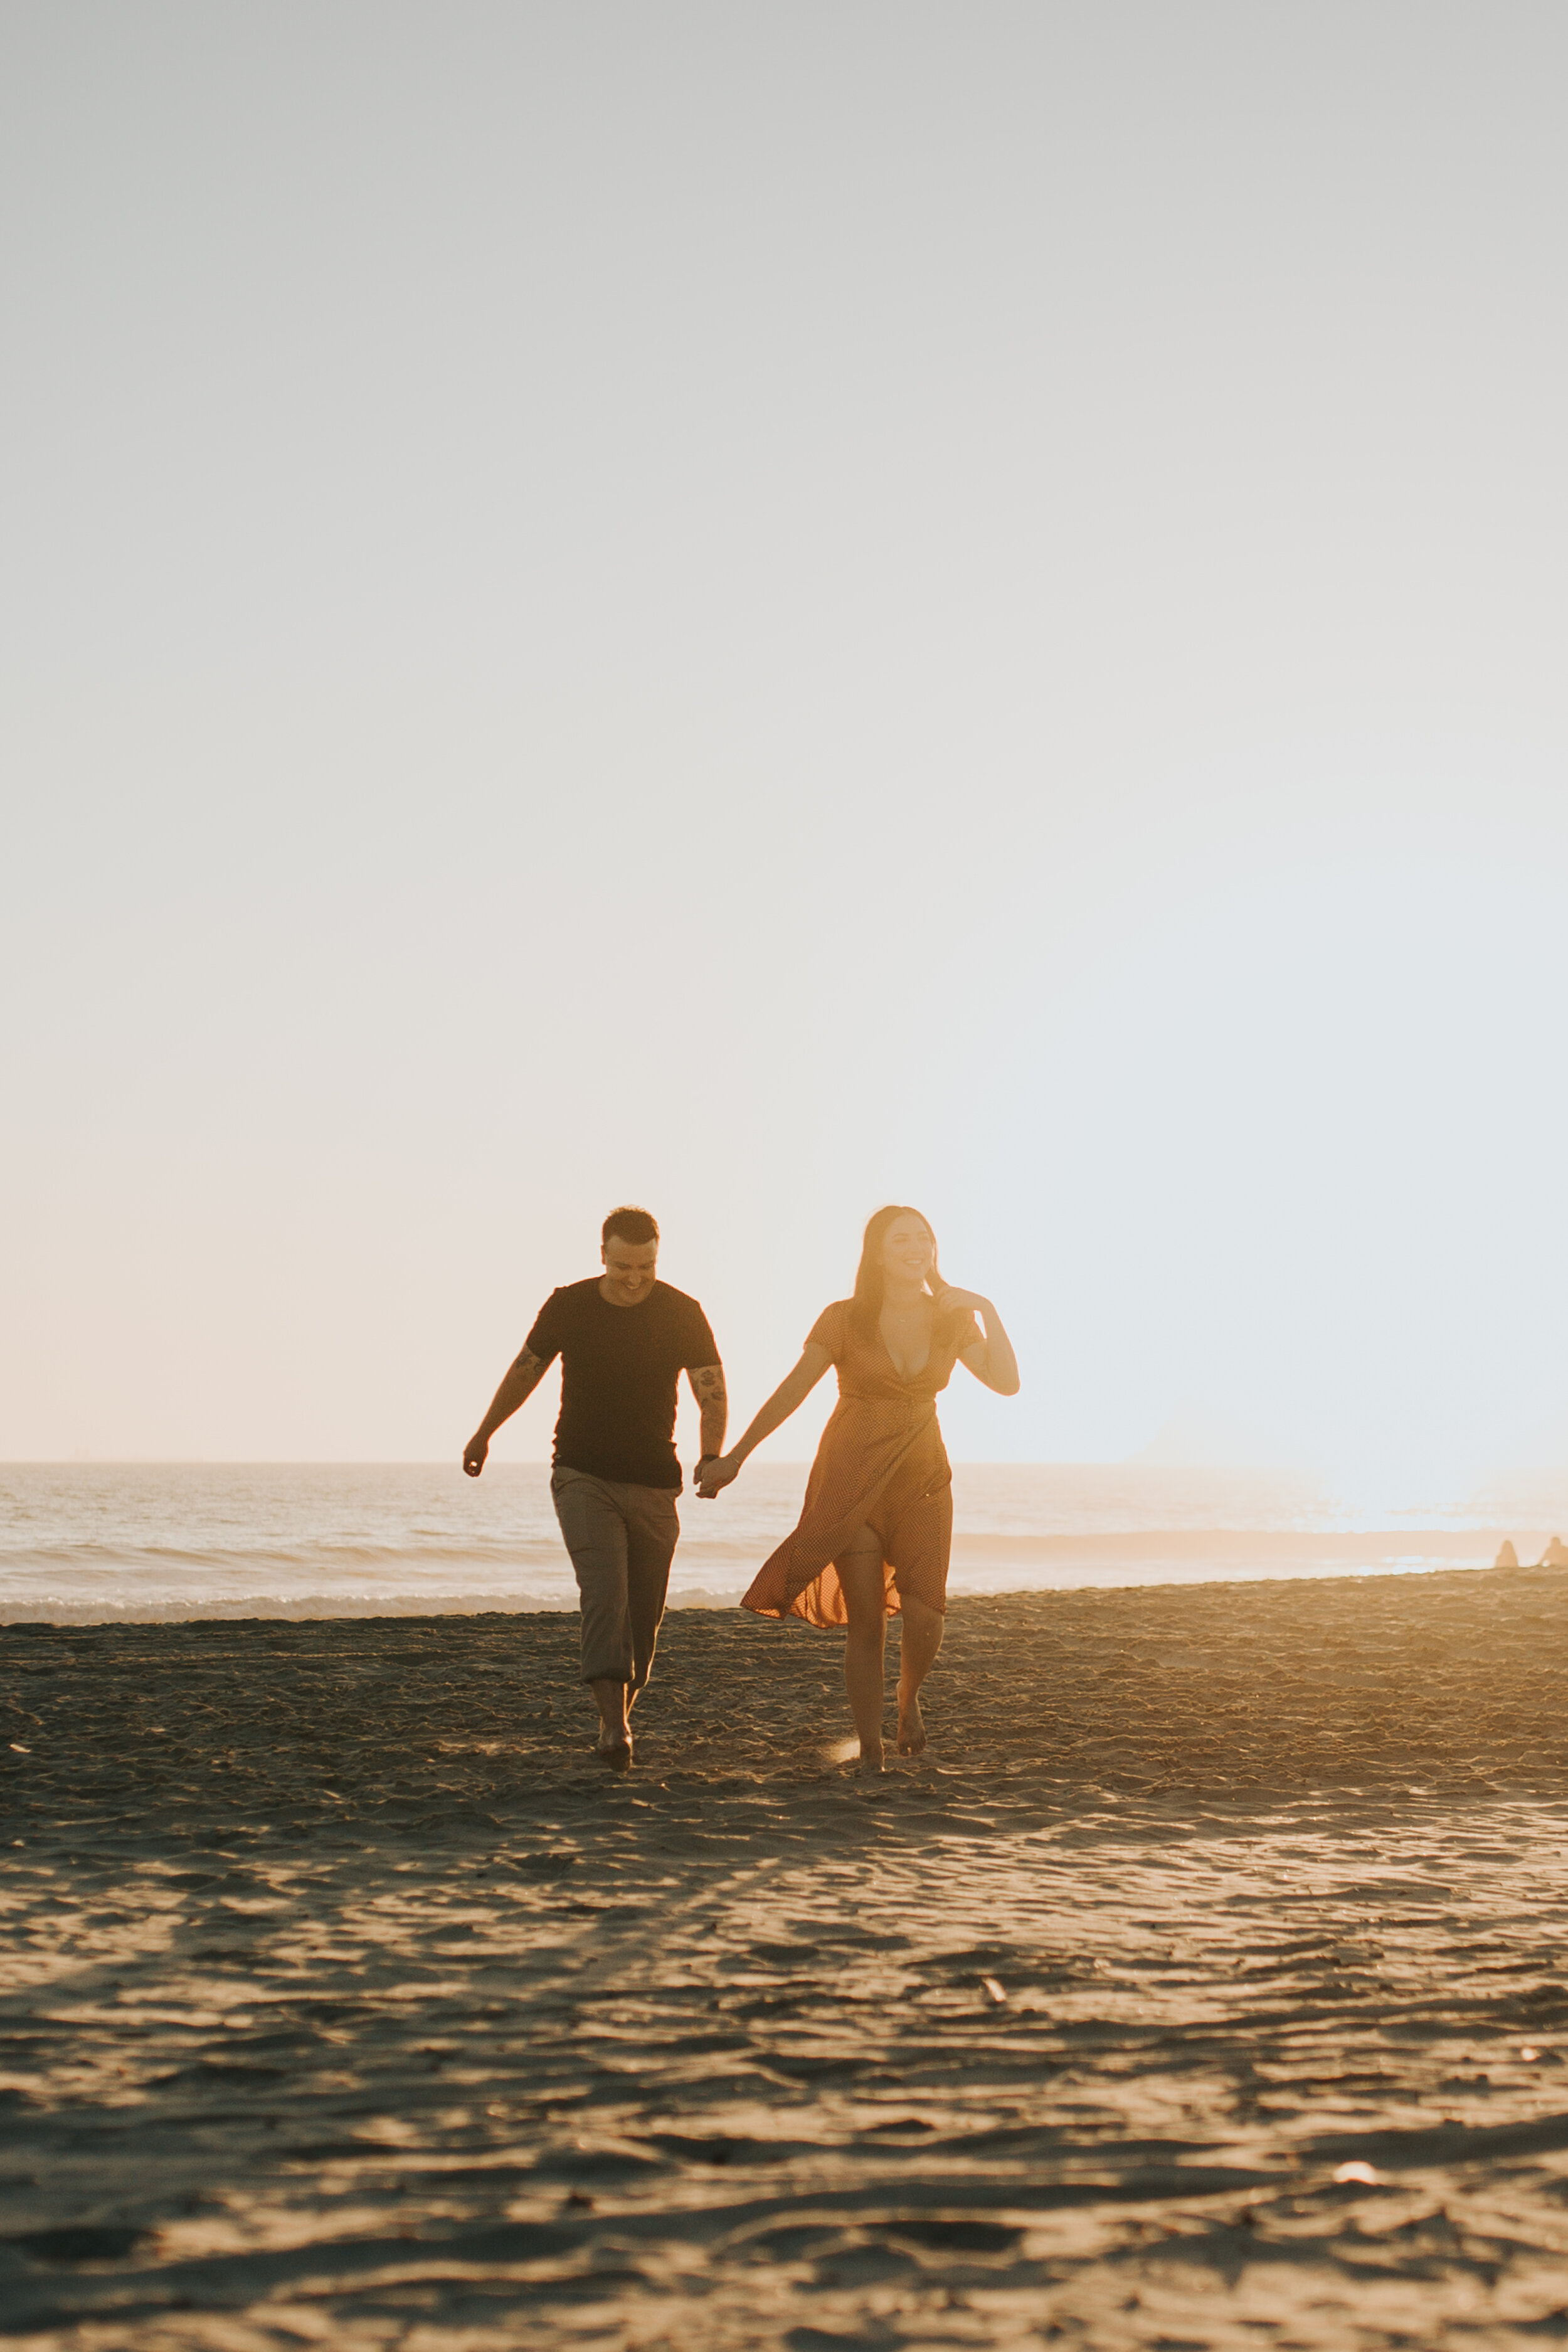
[4,1458,1565,1481]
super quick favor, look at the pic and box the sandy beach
[7,1564,1568,2348]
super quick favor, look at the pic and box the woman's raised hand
[696,1453,741,1499]
[934,1285,989,1318]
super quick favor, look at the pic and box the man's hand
[934,1285,990,1318]
[462,1348,548,1478]
[696,1453,740,1499]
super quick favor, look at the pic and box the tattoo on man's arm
[692,1365,728,1460]
[508,1348,546,1391]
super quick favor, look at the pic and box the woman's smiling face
[881,1214,936,1289]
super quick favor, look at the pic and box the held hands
[696,1453,740,1500]
[462,1433,489,1478]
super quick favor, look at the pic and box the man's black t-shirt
[524,1279,720,1491]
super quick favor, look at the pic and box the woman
[697,1206,1019,1767]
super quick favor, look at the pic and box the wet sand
[6,1564,1568,2348]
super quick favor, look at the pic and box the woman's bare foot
[896,1689,927,1756]
[856,1734,885,1771]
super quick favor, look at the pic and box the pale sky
[4,3,1567,1498]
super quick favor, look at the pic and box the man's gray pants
[550,1466,679,1691]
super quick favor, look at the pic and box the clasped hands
[695,1453,738,1500]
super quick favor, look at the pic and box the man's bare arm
[688,1363,728,1466]
[464,1348,549,1476]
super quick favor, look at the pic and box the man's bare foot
[896,1690,927,1756]
[591,1677,633,1767]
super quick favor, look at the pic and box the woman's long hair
[850,1204,943,1336]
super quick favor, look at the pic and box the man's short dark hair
[603,1205,659,1247]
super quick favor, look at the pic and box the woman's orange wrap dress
[741,1298,982,1629]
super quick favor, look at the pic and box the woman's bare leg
[896,1595,944,1755]
[834,1535,889,1768]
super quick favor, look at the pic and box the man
[463,1206,726,1768]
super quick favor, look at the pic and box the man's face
[601,1236,659,1305]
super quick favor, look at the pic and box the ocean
[3,1461,1565,1624]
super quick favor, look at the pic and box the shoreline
[3,1536,1561,1631]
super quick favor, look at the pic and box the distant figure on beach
[697,1206,1019,1768]
[463,1207,726,1769]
